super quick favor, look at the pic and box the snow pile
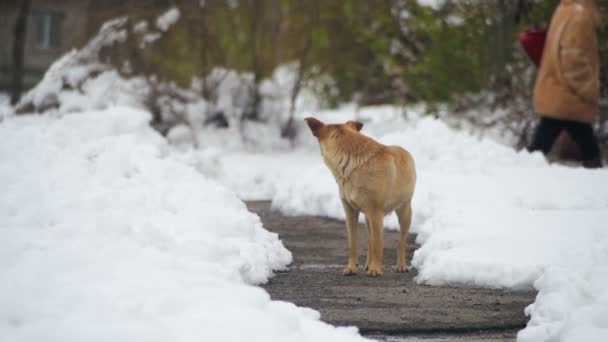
[270,112,608,341]
[14,7,311,152]
[15,17,130,114]
[0,107,368,342]
[518,242,608,342]
[210,151,320,200]
[182,64,318,152]
[156,7,180,31]
[41,68,149,114]
[14,8,183,116]
[182,68,294,151]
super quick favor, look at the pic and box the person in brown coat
[528,0,603,168]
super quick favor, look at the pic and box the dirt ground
[246,201,537,341]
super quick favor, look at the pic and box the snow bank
[15,17,129,114]
[13,9,182,117]
[14,4,322,153]
[185,64,316,152]
[518,241,608,342]
[211,151,320,200]
[270,112,608,341]
[273,111,544,230]
[0,107,368,342]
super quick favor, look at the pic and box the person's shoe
[582,158,603,169]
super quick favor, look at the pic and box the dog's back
[344,141,415,214]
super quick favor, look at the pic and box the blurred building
[1,0,88,91]
[0,0,170,92]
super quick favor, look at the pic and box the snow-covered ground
[0,13,371,340]
[0,106,369,342]
[253,107,608,342]
[5,79,607,341]
[6,55,607,340]
[4,7,607,338]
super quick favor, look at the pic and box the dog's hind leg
[341,199,360,275]
[364,215,371,271]
[366,210,384,276]
[395,201,412,273]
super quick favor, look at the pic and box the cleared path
[247,201,536,341]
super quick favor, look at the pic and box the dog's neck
[320,130,383,184]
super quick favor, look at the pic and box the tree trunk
[281,1,318,142]
[281,35,312,141]
[11,0,31,106]
[281,63,304,141]
[243,0,261,122]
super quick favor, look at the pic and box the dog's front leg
[367,210,384,276]
[341,199,359,275]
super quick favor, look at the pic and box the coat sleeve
[557,10,599,104]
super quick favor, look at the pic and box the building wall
[25,0,89,70]
[0,0,90,92]
[0,0,174,94]
[0,3,19,90]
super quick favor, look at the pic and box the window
[31,11,62,50]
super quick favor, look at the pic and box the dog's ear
[304,117,324,137]
[346,120,363,132]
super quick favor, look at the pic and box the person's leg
[564,121,603,168]
[528,117,564,154]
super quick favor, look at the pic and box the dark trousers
[528,117,602,166]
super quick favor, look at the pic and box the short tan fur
[305,117,416,276]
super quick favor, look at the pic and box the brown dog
[305,117,416,276]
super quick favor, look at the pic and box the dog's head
[304,118,366,173]
[304,117,363,140]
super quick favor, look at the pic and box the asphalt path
[246,201,536,341]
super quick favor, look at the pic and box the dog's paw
[343,265,358,276]
[366,266,383,277]
[395,264,410,273]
